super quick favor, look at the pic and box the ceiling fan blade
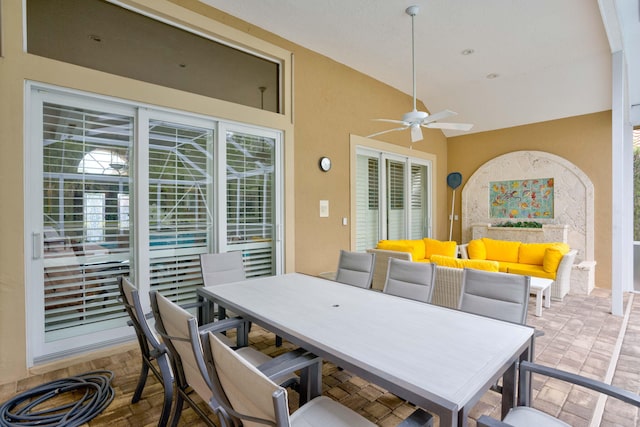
[422,109,457,124]
[425,122,474,131]
[372,118,409,125]
[411,125,423,142]
[367,126,410,139]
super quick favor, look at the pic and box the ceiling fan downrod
[406,5,419,113]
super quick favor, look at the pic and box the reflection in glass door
[40,102,132,346]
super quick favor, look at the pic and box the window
[27,0,281,112]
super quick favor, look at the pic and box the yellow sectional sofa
[461,237,577,300]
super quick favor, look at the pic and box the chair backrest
[206,331,290,427]
[150,291,213,404]
[200,252,246,286]
[335,250,376,289]
[458,268,530,324]
[383,258,436,303]
[118,276,163,350]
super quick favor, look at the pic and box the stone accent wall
[461,150,594,264]
[471,223,568,243]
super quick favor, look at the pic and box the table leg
[543,285,551,308]
[501,360,517,420]
[535,289,543,317]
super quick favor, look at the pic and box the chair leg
[157,356,174,427]
[168,391,185,427]
[132,358,150,403]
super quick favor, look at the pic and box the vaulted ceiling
[201,0,640,136]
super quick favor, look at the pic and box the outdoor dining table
[197,272,534,427]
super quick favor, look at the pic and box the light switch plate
[319,200,329,217]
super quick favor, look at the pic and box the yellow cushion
[508,264,556,279]
[482,238,520,263]
[543,243,570,273]
[423,238,457,259]
[467,239,486,260]
[376,239,425,261]
[518,243,552,265]
[430,254,500,272]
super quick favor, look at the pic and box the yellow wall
[0,0,613,383]
[447,111,612,288]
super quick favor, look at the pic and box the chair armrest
[257,348,321,379]
[477,415,512,427]
[519,361,640,407]
[396,408,433,427]
[198,317,248,334]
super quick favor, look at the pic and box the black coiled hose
[0,370,115,427]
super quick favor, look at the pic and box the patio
[1,288,639,426]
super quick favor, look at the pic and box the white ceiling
[200,0,639,137]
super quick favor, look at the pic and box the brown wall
[447,111,612,288]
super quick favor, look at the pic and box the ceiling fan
[367,5,473,143]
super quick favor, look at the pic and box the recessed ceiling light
[486,73,500,79]
[461,48,475,56]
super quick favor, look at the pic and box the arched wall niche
[461,150,594,263]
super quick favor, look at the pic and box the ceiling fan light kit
[367,5,473,143]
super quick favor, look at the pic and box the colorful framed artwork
[489,178,554,219]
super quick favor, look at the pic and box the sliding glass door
[26,85,283,363]
[355,148,431,251]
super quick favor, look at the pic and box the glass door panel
[148,119,213,305]
[355,153,380,252]
[409,163,429,239]
[42,102,132,342]
[386,159,406,240]
[225,129,278,277]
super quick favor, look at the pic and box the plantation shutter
[225,131,276,277]
[410,163,428,239]
[386,159,406,240]
[148,120,213,304]
[355,153,380,251]
[42,102,132,341]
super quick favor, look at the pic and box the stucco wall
[0,0,446,381]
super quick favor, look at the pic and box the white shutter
[148,119,213,304]
[42,102,132,340]
[410,163,428,239]
[386,159,406,240]
[225,131,275,277]
[355,153,380,251]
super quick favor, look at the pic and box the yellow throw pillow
[430,254,499,272]
[423,238,457,259]
[467,239,486,260]
[542,243,570,273]
[482,238,520,263]
[376,240,425,261]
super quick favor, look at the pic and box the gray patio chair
[458,268,531,325]
[118,276,174,427]
[204,331,377,427]
[200,251,284,347]
[458,268,533,395]
[383,258,436,303]
[200,252,245,321]
[151,291,319,426]
[477,360,640,427]
[335,250,376,289]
